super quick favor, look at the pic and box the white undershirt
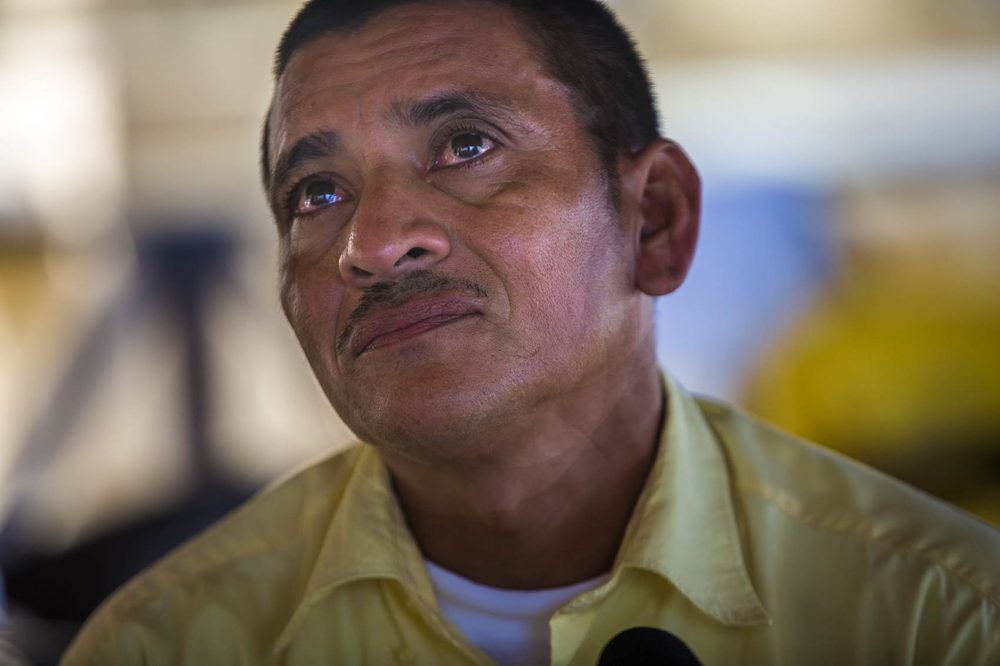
[425,560,610,666]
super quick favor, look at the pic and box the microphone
[597,627,703,665]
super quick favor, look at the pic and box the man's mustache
[336,270,488,355]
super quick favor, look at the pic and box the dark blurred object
[0,229,261,663]
[3,483,254,664]
[6,229,242,495]
[598,627,703,666]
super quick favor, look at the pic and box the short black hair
[260,0,660,202]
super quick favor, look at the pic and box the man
[65,0,1000,664]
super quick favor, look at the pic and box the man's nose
[338,173,452,288]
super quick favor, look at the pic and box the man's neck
[379,358,664,590]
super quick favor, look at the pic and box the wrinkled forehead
[265,1,559,172]
[283,7,525,98]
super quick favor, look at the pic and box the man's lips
[347,295,481,357]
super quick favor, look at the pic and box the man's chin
[345,409,489,461]
[333,379,506,458]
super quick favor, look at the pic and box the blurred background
[0,0,998,661]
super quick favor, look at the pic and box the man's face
[267,2,648,455]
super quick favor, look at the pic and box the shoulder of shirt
[693,395,1000,609]
[67,443,369,651]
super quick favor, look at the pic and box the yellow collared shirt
[63,375,1000,664]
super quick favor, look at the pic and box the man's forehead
[280,1,531,84]
[267,2,554,151]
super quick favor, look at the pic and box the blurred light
[1,0,101,13]
[654,49,1000,185]
[0,15,123,244]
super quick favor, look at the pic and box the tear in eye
[451,132,486,160]
[435,131,496,168]
[297,180,344,215]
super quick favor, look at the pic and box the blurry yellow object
[746,210,1000,525]
[0,238,50,341]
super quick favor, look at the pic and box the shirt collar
[279,372,768,647]
[615,372,769,626]
[276,446,434,648]
[314,446,431,592]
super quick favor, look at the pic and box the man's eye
[434,131,496,168]
[293,179,348,216]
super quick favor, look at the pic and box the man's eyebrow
[269,129,342,201]
[387,89,528,131]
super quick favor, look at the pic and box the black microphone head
[597,626,703,665]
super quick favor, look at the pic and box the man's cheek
[433,168,519,205]
[278,268,302,331]
[280,276,326,350]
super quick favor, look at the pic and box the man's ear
[620,139,701,296]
